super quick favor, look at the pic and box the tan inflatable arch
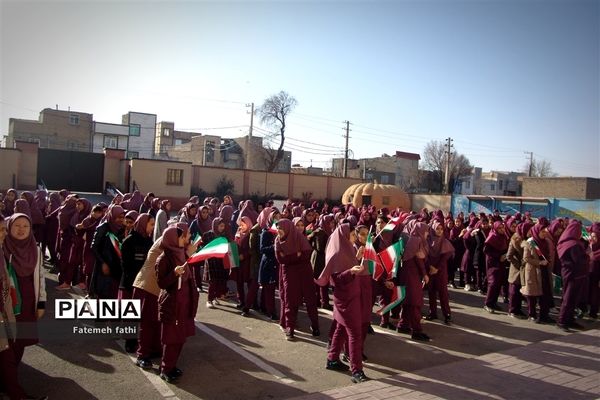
[341,182,411,211]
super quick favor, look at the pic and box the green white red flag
[382,216,403,232]
[107,232,122,259]
[377,240,404,279]
[268,221,278,234]
[527,237,546,260]
[361,231,382,279]
[377,285,406,316]
[187,237,239,269]
[7,260,22,315]
[582,226,591,241]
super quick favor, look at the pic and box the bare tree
[422,140,473,192]
[256,91,297,172]
[524,159,557,177]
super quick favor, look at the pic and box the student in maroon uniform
[275,218,320,340]
[317,223,369,384]
[156,226,199,383]
[427,220,454,323]
[396,220,430,341]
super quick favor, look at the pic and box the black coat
[89,222,123,297]
[120,231,153,291]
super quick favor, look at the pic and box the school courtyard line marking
[195,320,296,385]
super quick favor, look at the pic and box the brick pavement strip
[290,329,600,400]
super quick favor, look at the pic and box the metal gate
[37,149,104,192]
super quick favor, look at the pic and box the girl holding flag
[156,226,199,383]
[395,220,430,341]
[317,223,369,384]
[203,218,230,308]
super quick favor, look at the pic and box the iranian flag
[191,233,202,247]
[376,285,406,316]
[382,216,403,232]
[582,226,591,241]
[378,240,404,279]
[527,238,546,261]
[268,221,278,234]
[187,237,239,269]
[107,232,122,259]
[223,242,240,269]
[362,231,382,279]
[7,261,22,315]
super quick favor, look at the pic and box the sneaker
[160,370,179,383]
[508,313,525,319]
[425,314,437,321]
[569,321,584,330]
[351,370,369,383]
[444,315,452,324]
[135,357,152,369]
[464,284,471,291]
[213,298,221,305]
[311,327,320,337]
[171,367,183,378]
[240,308,250,317]
[557,323,570,332]
[537,316,555,324]
[379,322,390,329]
[206,301,215,309]
[285,329,295,341]
[367,324,375,335]
[448,282,457,289]
[341,353,349,363]
[326,359,350,372]
[411,332,431,341]
[483,305,495,314]
[396,326,411,334]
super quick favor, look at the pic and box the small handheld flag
[377,285,406,316]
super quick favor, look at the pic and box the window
[205,140,215,163]
[490,184,496,191]
[382,196,390,205]
[499,180,503,190]
[129,124,141,136]
[103,135,118,149]
[175,139,183,146]
[381,175,390,184]
[163,128,170,137]
[69,114,80,125]
[465,180,471,189]
[127,151,139,159]
[167,169,184,185]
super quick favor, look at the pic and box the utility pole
[524,151,534,177]
[245,102,254,170]
[444,137,454,194]
[342,120,351,178]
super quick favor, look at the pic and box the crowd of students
[0,188,598,396]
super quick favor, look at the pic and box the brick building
[522,177,600,200]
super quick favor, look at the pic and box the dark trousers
[527,295,550,319]
[244,279,260,310]
[328,322,363,374]
[262,283,277,316]
[428,274,451,317]
[133,289,161,359]
[398,304,422,333]
[485,267,505,307]
[160,343,183,373]
[559,277,586,325]
[0,342,26,400]
[508,282,524,314]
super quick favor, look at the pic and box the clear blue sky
[1,0,598,177]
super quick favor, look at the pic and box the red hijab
[557,220,584,259]
[484,221,508,252]
[134,213,152,238]
[159,226,187,266]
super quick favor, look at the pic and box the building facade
[522,177,600,200]
[455,169,524,196]
[331,151,420,190]
[7,108,94,152]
